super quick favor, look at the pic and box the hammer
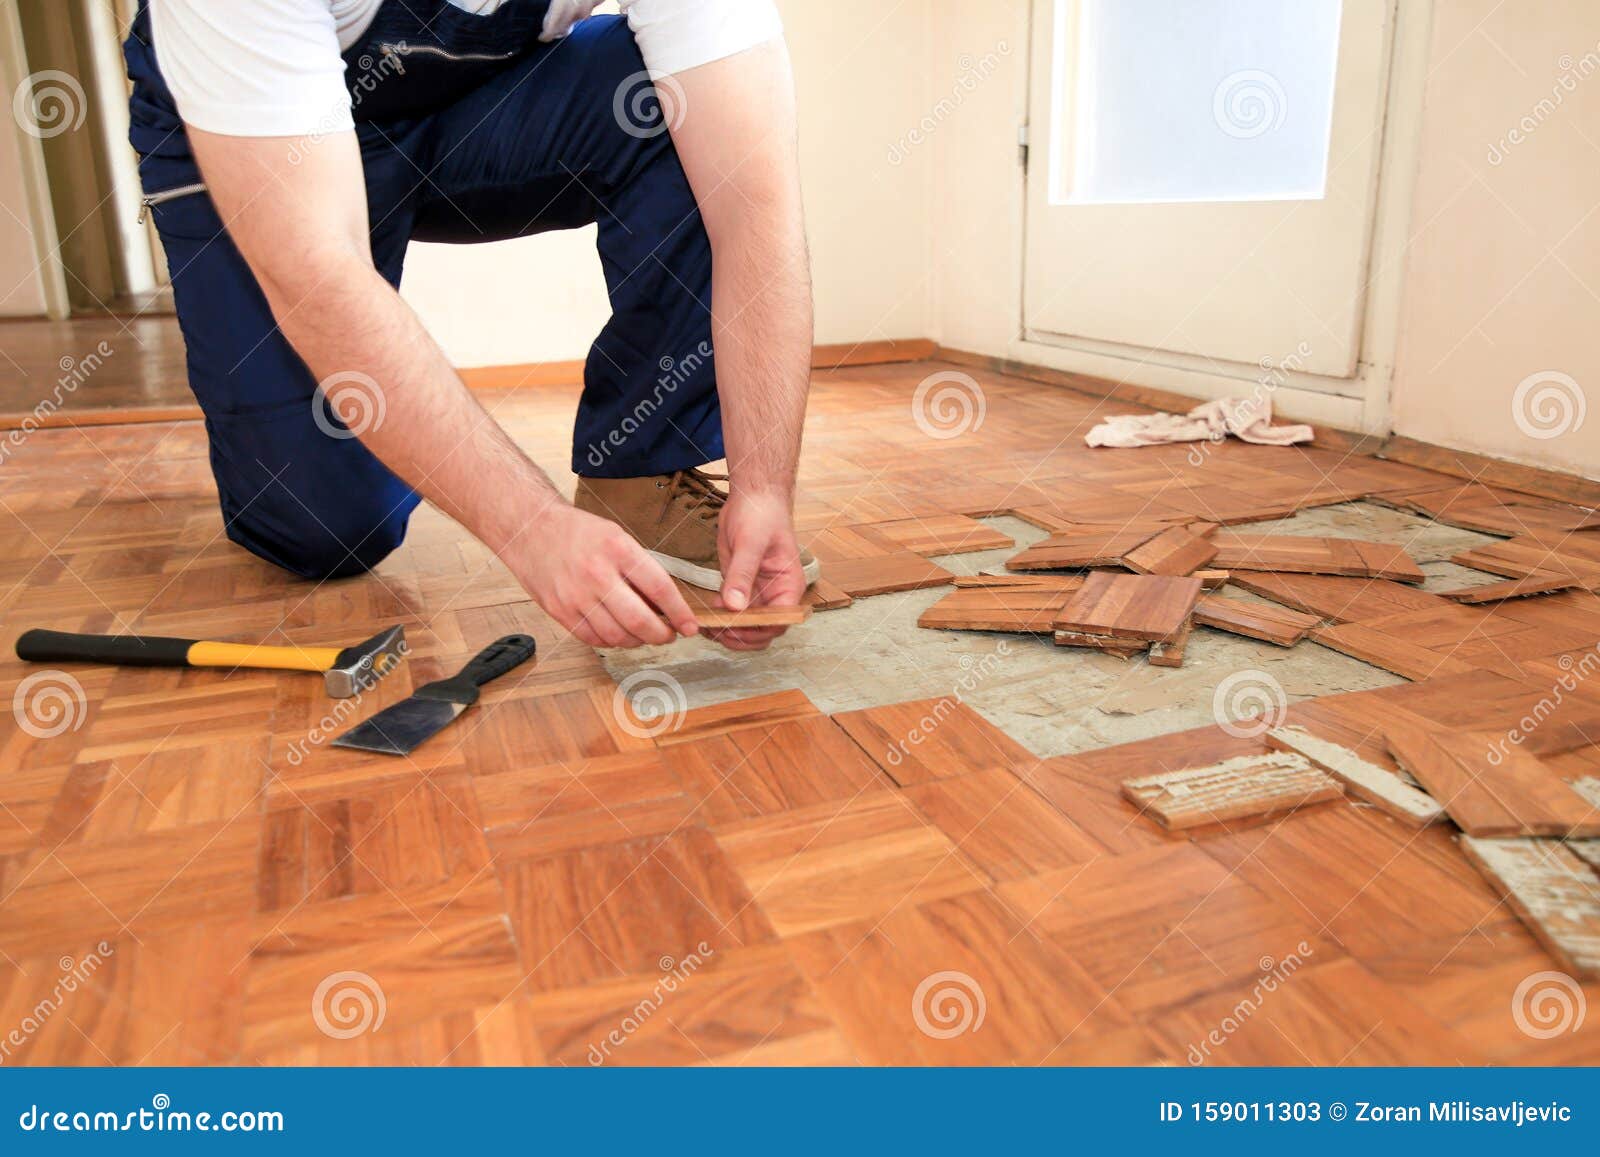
[14,625,406,698]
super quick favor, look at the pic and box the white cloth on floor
[1085,397,1313,449]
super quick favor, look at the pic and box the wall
[403,0,936,367]
[1386,0,1600,479]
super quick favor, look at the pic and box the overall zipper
[378,41,517,75]
[137,180,208,225]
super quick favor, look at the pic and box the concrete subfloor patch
[603,504,1507,758]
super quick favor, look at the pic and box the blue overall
[123,0,720,579]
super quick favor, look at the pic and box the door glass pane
[1051,0,1342,205]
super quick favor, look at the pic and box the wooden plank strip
[1436,575,1584,604]
[1052,629,1147,658]
[821,552,954,598]
[1052,572,1202,642]
[1459,836,1600,978]
[1122,526,1220,577]
[689,605,812,630]
[1309,623,1473,681]
[1006,529,1159,572]
[1211,534,1425,583]
[917,587,1074,634]
[1265,726,1445,828]
[1193,595,1319,646]
[1383,715,1600,838]
[1230,572,1447,623]
[1121,752,1343,831]
[951,573,1085,590]
[853,514,1013,557]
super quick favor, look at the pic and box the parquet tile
[1053,572,1201,643]
[714,792,990,937]
[1210,534,1425,583]
[833,697,1038,786]
[1121,525,1219,576]
[1192,593,1320,645]
[917,586,1074,633]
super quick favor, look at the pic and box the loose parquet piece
[1121,526,1219,576]
[1265,726,1445,827]
[689,604,812,630]
[853,514,1013,556]
[1194,569,1231,589]
[1147,619,1192,668]
[833,697,1037,786]
[803,577,853,610]
[1383,715,1600,838]
[917,586,1075,633]
[1437,575,1584,604]
[1053,629,1147,657]
[1571,779,1600,873]
[1452,536,1600,586]
[1309,623,1473,681]
[1193,594,1319,646]
[1006,529,1158,571]
[1053,572,1201,643]
[952,572,1085,590]
[1210,534,1425,583]
[1229,571,1448,623]
[1121,752,1342,830]
[1460,837,1600,978]
[820,551,954,597]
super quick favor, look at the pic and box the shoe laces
[658,467,728,523]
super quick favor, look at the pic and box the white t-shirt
[150,0,783,137]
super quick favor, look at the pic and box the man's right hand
[507,506,701,648]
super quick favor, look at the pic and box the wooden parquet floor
[1,358,1598,1066]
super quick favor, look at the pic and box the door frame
[0,1,69,319]
[1008,0,1434,435]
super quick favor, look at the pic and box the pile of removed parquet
[910,479,1600,980]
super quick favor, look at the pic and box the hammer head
[326,625,407,698]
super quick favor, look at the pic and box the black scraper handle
[413,634,536,707]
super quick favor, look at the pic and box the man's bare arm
[667,39,813,641]
[184,127,697,647]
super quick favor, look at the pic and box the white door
[1023,0,1396,380]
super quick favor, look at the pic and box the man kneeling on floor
[125,0,817,651]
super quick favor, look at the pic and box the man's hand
[711,488,806,650]
[508,507,699,648]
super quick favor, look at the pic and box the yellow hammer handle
[186,641,343,673]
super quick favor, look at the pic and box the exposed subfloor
[606,503,1510,756]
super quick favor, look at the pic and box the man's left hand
[712,487,806,651]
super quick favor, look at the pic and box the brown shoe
[573,468,821,593]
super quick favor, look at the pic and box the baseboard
[1376,435,1600,509]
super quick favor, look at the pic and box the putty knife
[332,634,536,756]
